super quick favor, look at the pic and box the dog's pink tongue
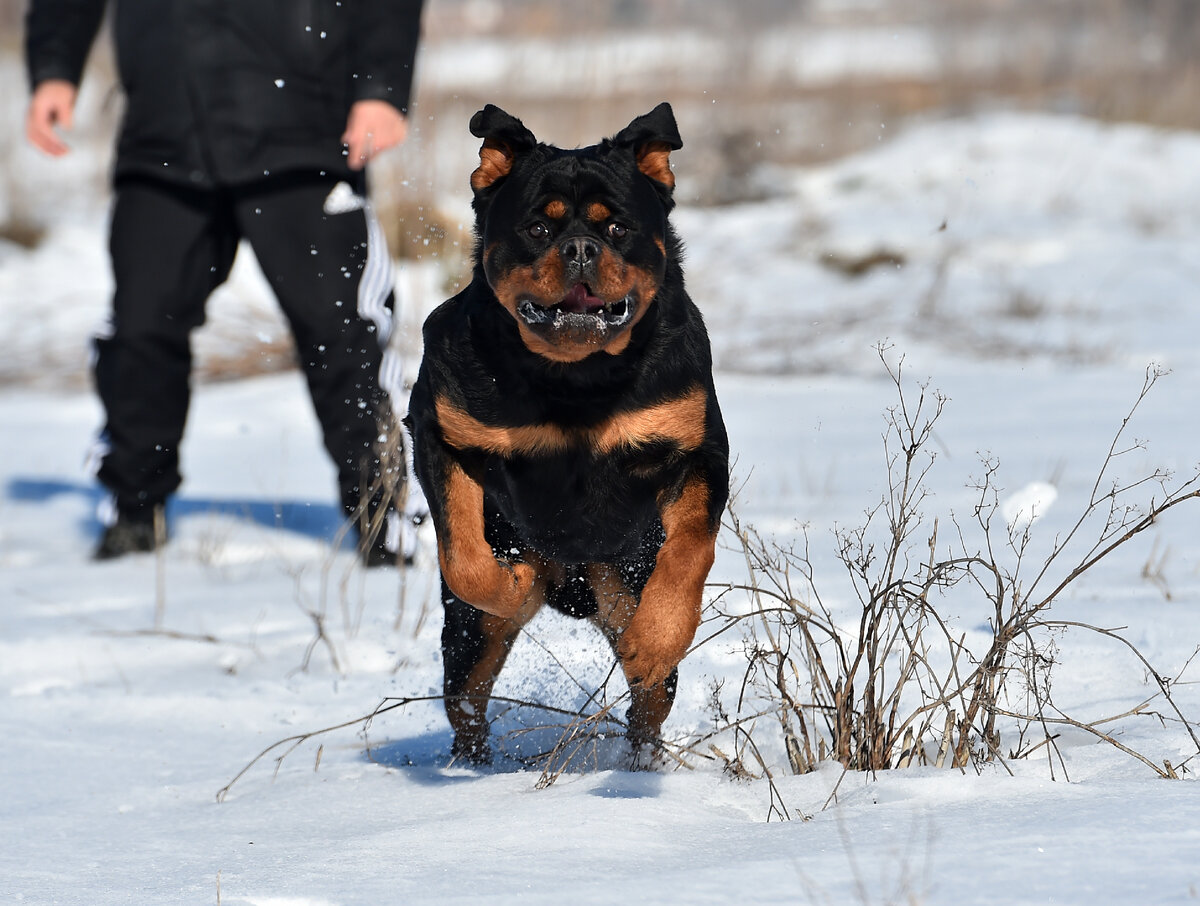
[559,284,604,314]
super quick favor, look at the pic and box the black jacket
[26,0,423,187]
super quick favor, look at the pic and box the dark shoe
[93,508,161,560]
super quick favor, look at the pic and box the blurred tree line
[4,0,1200,219]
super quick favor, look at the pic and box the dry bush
[695,350,1200,802]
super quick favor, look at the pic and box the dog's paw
[628,740,667,771]
[616,617,687,689]
[450,735,494,768]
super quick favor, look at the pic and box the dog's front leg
[617,476,717,690]
[433,456,535,619]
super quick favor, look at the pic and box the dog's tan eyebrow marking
[585,202,611,222]
[434,386,708,458]
[544,200,567,219]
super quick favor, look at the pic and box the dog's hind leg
[441,586,521,764]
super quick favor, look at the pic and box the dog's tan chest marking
[590,387,707,454]
[436,398,572,456]
[435,386,707,458]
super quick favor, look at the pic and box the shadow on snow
[7,476,345,541]
[362,731,666,798]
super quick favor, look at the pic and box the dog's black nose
[559,237,600,266]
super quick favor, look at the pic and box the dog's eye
[607,222,628,240]
[527,222,550,240]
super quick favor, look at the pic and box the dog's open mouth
[517,284,634,330]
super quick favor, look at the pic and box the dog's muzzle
[517,284,635,331]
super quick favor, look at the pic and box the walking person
[25,0,425,565]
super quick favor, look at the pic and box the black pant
[94,173,396,519]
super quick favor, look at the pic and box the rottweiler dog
[406,102,729,764]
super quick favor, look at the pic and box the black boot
[93,505,162,560]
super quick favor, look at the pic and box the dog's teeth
[518,300,552,325]
[603,295,632,325]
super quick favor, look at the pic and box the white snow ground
[3,113,1200,905]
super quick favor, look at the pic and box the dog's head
[467,103,682,364]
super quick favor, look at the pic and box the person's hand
[342,100,409,170]
[26,79,78,156]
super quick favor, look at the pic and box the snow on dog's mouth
[517,284,634,330]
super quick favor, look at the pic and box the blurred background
[3,0,1200,385]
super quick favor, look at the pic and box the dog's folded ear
[469,105,538,192]
[612,102,683,192]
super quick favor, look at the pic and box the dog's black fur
[406,103,729,762]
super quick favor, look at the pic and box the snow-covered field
[3,113,1199,904]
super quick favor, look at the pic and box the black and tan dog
[406,103,729,763]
